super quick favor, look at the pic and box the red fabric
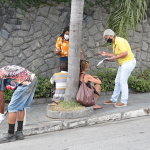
[0,65,33,83]
[5,85,17,90]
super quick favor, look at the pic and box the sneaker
[0,113,6,124]
[104,100,116,104]
[0,133,16,144]
[15,131,24,140]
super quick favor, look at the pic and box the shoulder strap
[82,74,85,81]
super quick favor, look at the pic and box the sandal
[94,106,102,110]
[114,102,127,108]
[104,99,116,104]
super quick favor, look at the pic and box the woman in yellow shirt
[55,26,82,62]
[100,29,136,107]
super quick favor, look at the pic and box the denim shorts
[8,77,37,113]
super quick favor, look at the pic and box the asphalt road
[0,116,150,150]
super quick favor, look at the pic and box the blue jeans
[60,57,68,63]
[110,59,136,104]
[8,78,37,113]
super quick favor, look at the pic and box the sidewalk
[0,92,150,137]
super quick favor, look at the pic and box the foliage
[34,71,52,98]
[49,100,85,111]
[3,89,14,103]
[1,0,110,11]
[128,68,150,92]
[1,0,70,11]
[4,72,52,103]
[106,0,148,39]
[91,68,150,93]
[91,68,117,92]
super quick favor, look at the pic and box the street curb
[46,106,93,119]
[1,107,149,138]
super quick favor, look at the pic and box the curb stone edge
[1,107,149,138]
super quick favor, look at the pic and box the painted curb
[1,107,149,138]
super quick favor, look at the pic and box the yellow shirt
[113,36,135,65]
[56,36,69,58]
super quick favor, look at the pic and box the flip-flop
[94,106,102,110]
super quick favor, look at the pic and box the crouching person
[79,60,102,109]
[0,65,37,144]
[49,61,68,106]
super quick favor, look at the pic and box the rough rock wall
[0,3,150,77]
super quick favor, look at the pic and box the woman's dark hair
[80,60,89,72]
[60,61,68,71]
[60,26,69,41]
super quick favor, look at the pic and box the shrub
[34,74,52,99]
[128,68,150,92]
[3,89,14,103]
[91,68,117,92]
[91,68,150,93]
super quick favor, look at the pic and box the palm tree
[64,0,84,101]
[106,0,148,39]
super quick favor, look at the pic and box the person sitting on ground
[79,60,102,109]
[0,65,37,144]
[49,61,68,106]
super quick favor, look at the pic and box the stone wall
[0,3,150,77]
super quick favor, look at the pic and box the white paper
[97,58,110,66]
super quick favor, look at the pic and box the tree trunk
[64,0,84,102]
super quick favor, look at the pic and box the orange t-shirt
[55,36,69,58]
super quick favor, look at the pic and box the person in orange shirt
[55,26,82,62]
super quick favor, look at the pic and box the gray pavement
[1,116,150,150]
[0,92,150,136]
